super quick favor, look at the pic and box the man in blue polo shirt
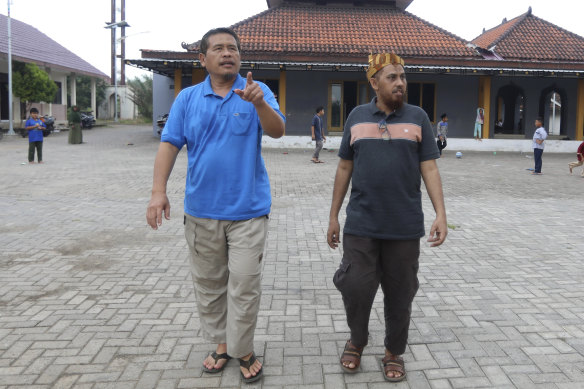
[146,27,285,384]
[327,53,447,382]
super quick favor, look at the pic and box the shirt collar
[202,73,245,97]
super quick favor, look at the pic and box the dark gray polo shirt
[338,98,439,240]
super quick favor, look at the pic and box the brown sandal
[340,340,363,373]
[382,354,406,382]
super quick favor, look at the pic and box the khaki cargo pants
[184,214,268,358]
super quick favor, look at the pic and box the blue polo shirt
[161,74,285,221]
[25,117,44,142]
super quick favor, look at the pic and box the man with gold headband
[327,53,447,382]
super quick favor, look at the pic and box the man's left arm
[420,159,447,247]
[234,72,285,139]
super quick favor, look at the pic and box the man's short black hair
[441,113,447,119]
[30,108,39,114]
[536,116,544,123]
[200,27,241,55]
[316,106,324,113]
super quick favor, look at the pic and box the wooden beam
[192,69,206,85]
[577,79,584,141]
[478,76,492,139]
[174,69,182,98]
[278,69,287,134]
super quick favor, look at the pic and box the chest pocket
[228,112,255,136]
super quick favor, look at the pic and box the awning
[126,58,584,78]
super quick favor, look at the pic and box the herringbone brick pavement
[1,125,583,388]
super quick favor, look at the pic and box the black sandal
[239,352,263,383]
[202,351,231,373]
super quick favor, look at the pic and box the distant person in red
[568,140,584,176]
[25,107,46,164]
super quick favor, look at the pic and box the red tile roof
[183,4,477,63]
[472,9,584,62]
[138,4,584,74]
[472,16,523,49]
[0,14,108,79]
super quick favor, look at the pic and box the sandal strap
[343,341,363,356]
[210,351,231,363]
[239,352,257,369]
[341,340,363,367]
[382,356,405,374]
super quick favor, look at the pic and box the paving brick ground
[1,125,584,388]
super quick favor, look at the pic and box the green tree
[12,62,58,110]
[127,75,153,119]
[72,75,107,111]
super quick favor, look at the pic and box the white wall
[101,85,136,120]
[261,136,581,153]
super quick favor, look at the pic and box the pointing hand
[234,72,264,105]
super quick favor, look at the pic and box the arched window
[539,86,566,136]
[546,91,561,136]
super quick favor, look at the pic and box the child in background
[568,140,584,176]
[436,113,448,156]
[24,107,46,164]
[474,108,484,141]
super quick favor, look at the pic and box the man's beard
[382,93,404,111]
[389,97,404,111]
[221,72,237,82]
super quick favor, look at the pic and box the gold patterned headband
[366,53,405,80]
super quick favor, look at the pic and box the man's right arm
[311,125,315,140]
[327,158,353,249]
[146,142,180,230]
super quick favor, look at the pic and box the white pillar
[91,78,97,114]
[46,67,53,116]
[70,74,77,106]
[13,97,21,128]
[62,76,68,108]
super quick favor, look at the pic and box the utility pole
[110,0,115,85]
[105,6,129,123]
[7,0,15,135]
[120,0,126,86]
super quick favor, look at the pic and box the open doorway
[328,80,371,131]
[343,81,357,124]
[495,84,526,135]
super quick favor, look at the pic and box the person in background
[311,106,326,163]
[146,27,285,384]
[495,118,503,133]
[24,107,46,164]
[568,139,584,176]
[532,116,547,175]
[436,113,448,156]
[474,108,484,141]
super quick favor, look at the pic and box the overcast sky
[3,0,583,80]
